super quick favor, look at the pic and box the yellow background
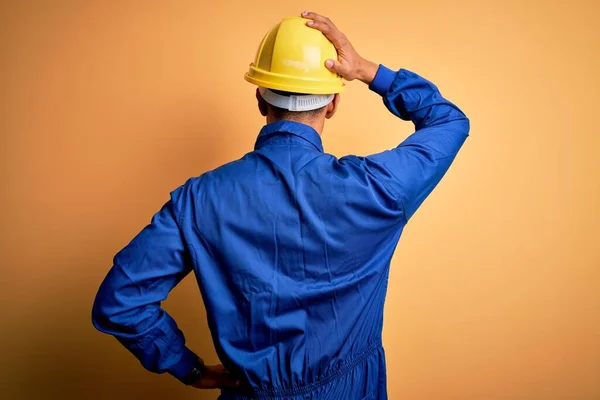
[1,1,598,399]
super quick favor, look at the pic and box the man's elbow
[91,270,133,334]
[91,292,112,334]
[92,291,161,337]
[447,116,470,155]
[462,116,470,137]
[451,115,470,141]
[91,285,127,335]
[448,103,470,138]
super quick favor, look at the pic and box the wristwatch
[181,357,206,385]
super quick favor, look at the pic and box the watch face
[183,359,205,385]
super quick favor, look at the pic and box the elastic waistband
[249,339,383,399]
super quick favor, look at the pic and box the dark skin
[191,10,378,390]
[256,89,340,133]
[191,364,240,389]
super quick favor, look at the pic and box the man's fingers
[301,11,345,49]
[325,59,351,80]
[301,11,335,27]
[306,20,331,34]
[305,21,345,49]
[325,59,341,73]
[218,376,241,388]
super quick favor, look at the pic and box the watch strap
[181,357,205,385]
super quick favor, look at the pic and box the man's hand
[191,364,241,389]
[302,11,378,85]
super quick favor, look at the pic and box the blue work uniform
[92,65,470,399]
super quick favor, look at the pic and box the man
[92,11,469,399]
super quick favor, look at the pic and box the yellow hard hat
[244,16,344,95]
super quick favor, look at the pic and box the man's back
[181,120,404,397]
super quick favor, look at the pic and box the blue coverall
[92,65,470,399]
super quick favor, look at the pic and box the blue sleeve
[365,65,470,221]
[91,185,198,382]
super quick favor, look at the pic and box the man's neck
[266,116,324,135]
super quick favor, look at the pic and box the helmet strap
[259,88,334,112]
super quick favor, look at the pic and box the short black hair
[267,89,326,121]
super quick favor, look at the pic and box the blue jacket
[92,65,469,399]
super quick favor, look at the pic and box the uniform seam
[250,340,382,398]
[175,185,199,266]
[370,169,409,225]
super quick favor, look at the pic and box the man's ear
[256,88,268,117]
[325,93,340,119]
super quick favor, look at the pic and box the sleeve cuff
[368,64,397,96]
[169,346,199,382]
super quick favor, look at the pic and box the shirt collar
[254,120,324,153]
